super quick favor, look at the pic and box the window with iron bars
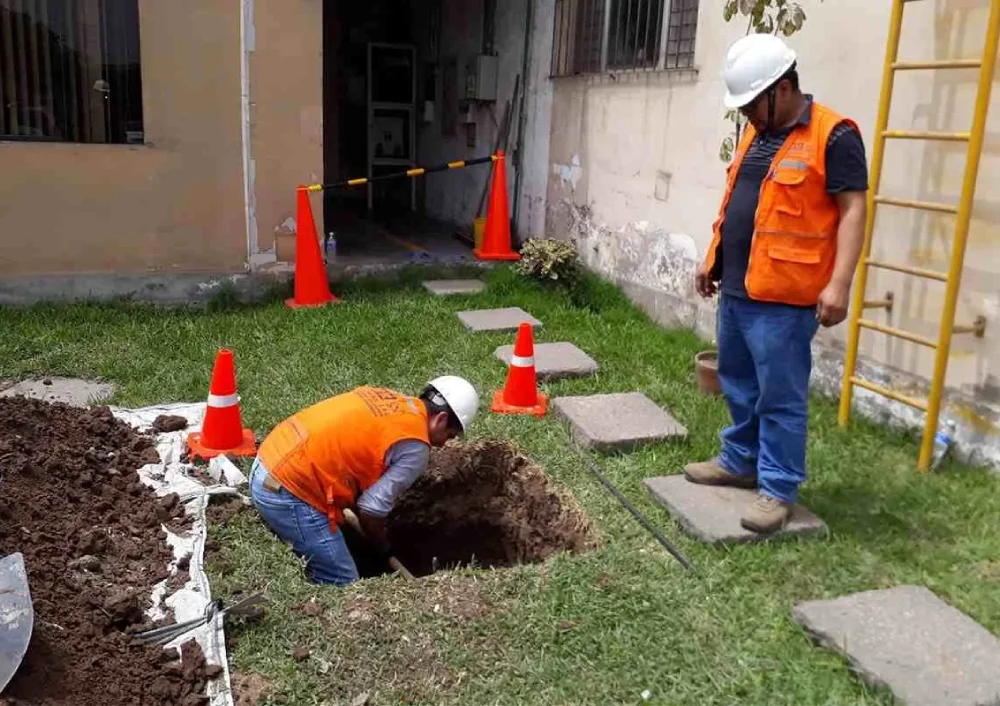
[551,0,699,77]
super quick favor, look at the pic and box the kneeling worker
[249,376,479,586]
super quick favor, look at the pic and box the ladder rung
[865,259,948,281]
[892,59,982,71]
[850,377,929,411]
[857,319,938,348]
[874,195,958,214]
[882,130,971,142]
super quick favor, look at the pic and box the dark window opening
[0,0,144,144]
[551,0,698,77]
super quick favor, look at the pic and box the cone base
[490,389,548,417]
[187,428,257,460]
[474,248,520,262]
[285,294,341,309]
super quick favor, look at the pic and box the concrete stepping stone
[792,585,1000,706]
[422,279,485,296]
[457,307,541,333]
[0,377,116,407]
[553,392,687,451]
[642,475,827,544]
[495,342,598,380]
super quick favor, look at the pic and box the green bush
[514,238,581,287]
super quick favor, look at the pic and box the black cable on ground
[574,447,695,572]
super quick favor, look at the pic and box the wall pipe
[511,0,535,242]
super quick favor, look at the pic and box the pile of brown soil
[0,397,210,705]
[386,440,596,577]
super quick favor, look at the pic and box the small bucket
[694,350,722,396]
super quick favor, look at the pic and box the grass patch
[2,265,999,705]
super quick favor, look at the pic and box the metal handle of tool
[341,509,415,580]
[133,592,267,645]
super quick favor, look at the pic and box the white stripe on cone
[207,392,240,407]
[510,354,535,367]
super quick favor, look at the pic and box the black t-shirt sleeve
[825,122,870,194]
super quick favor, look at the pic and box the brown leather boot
[740,493,793,533]
[683,458,757,489]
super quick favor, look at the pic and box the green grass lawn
[2,266,999,705]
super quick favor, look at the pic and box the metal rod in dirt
[577,450,694,571]
[303,155,497,192]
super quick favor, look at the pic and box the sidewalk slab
[553,392,686,451]
[792,585,1000,706]
[457,307,541,333]
[0,377,116,407]
[494,342,598,380]
[642,475,827,544]
[422,279,485,296]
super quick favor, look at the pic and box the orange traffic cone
[286,186,340,309]
[491,322,547,416]
[474,151,520,261]
[187,349,257,460]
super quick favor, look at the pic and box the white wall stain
[552,154,583,191]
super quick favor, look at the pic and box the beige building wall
[546,0,1000,465]
[0,0,322,277]
[251,0,324,260]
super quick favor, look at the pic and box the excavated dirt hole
[348,440,598,578]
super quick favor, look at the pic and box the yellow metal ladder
[839,0,1000,471]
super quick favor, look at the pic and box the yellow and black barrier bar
[301,154,499,192]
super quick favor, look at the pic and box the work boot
[740,493,793,534]
[683,458,757,489]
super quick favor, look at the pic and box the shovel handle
[341,509,414,580]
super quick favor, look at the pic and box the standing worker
[687,34,869,533]
[249,376,479,586]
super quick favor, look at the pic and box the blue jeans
[248,458,360,587]
[715,295,819,504]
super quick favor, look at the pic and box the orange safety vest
[705,101,860,307]
[257,387,429,526]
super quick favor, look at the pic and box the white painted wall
[545,0,1000,466]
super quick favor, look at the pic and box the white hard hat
[722,33,797,109]
[427,375,479,432]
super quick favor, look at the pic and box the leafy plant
[514,238,582,289]
[719,0,821,162]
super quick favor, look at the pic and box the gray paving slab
[642,475,828,544]
[422,279,486,296]
[792,585,1000,706]
[0,377,116,407]
[456,307,541,333]
[494,342,598,380]
[553,392,686,451]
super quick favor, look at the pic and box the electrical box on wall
[464,54,498,102]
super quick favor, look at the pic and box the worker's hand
[695,264,717,299]
[356,511,390,553]
[816,280,850,327]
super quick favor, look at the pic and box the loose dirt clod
[151,415,189,433]
[206,496,246,526]
[386,440,597,576]
[0,397,207,705]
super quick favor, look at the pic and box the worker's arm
[353,439,430,550]
[816,123,869,328]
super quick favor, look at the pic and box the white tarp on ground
[111,401,247,706]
